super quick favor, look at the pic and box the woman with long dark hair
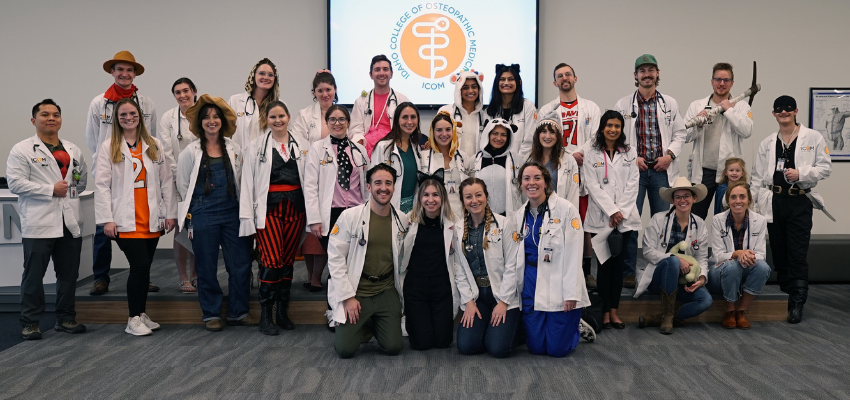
[485,64,536,160]
[370,102,422,213]
[177,95,249,331]
[527,118,580,208]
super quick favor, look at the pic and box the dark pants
[691,168,719,221]
[403,272,454,350]
[20,225,82,327]
[625,168,670,277]
[92,225,112,284]
[767,195,813,291]
[456,285,522,358]
[319,207,346,250]
[597,231,633,312]
[334,288,403,358]
[115,237,159,317]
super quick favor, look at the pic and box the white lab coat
[751,126,832,222]
[303,136,370,236]
[487,98,537,161]
[238,129,309,236]
[175,138,242,230]
[326,202,409,324]
[228,93,286,150]
[6,136,88,238]
[399,217,467,318]
[546,150,581,210]
[94,137,176,231]
[453,213,521,310]
[581,146,640,234]
[370,139,421,210]
[438,70,486,156]
[471,127,521,216]
[159,106,199,201]
[511,195,590,311]
[291,102,328,145]
[419,148,473,220]
[349,89,410,144]
[85,93,157,174]
[684,95,753,183]
[636,211,709,298]
[709,209,767,265]
[613,91,687,185]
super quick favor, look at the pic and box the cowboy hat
[103,51,145,75]
[659,176,707,203]
[185,94,238,138]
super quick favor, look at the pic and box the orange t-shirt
[121,145,161,239]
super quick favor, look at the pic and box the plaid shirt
[726,211,749,251]
[666,218,689,252]
[636,91,663,160]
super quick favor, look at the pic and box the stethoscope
[258,131,302,163]
[366,89,398,116]
[520,201,551,249]
[629,90,671,125]
[474,151,518,184]
[176,111,184,141]
[463,218,501,253]
[358,204,407,246]
[384,140,422,178]
[658,210,700,251]
[719,216,751,251]
[426,148,472,176]
[101,93,140,123]
[453,106,484,133]
[700,94,731,125]
[321,140,369,168]
[242,95,257,117]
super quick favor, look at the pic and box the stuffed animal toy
[668,241,701,284]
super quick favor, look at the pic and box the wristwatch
[667,151,676,160]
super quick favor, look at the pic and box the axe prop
[686,61,760,129]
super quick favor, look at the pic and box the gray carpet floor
[2,285,849,399]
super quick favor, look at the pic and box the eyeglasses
[712,78,732,84]
[328,118,348,125]
[673,194,693,201]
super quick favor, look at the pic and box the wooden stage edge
[76,299,788,325]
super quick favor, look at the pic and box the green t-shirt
[357,210,395,297]
[399,144,417,199]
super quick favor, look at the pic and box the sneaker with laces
[125,316,153,336]
[22,324,42,340]
[579,319,596,343]
[54,320,86,334]
[139,313,160,331]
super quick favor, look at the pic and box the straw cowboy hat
[659,176,708,203]
[103,51,145,75]
[185,94,238,138]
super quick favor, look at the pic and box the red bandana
[104,84,138,102]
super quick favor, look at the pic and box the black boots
[787,280,808,324]
[259,283,279,336]
[275,286,295,330]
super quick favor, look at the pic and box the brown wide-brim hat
[660,176,708,203]
[185,94,238,138]
[103,51,145,75]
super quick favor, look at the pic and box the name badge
[69,184,78,199]
[542,247,554,262]
[776,158,786,171]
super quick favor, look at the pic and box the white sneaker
[579,319,596,343]
[125,316,153,336]
[139,313,161,331]
[401,315,409,337]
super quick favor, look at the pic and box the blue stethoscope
[366,89,398,116]
[453,106,485,133]
[659,210,700,251]
[358,203,407,246]
[321,141,369,168]
[474,151,518,184]
[258,131,302,163]
[629,90,671,126]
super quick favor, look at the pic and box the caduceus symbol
[412,16,450,79]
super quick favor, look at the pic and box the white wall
[1,0,847,254]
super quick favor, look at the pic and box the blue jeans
[456,286,522,358]
[647,256,712,320]
[625,169,670,277]
[707,259,771,303]
[189,162,251,322]
[92,225,112,284]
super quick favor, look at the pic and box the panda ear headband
[484,118,518,134]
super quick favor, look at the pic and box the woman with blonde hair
[420,111,472,218]
[94,98,176,336]
[229,58,283,149]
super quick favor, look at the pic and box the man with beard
[614,54,687,288]
[327,163,409,358]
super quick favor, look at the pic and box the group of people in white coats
[9,50,832,353]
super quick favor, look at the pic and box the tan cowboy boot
[659,287,678,335]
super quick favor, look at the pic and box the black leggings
[403,273,454,350]
[597,231,632,312]
[115,237,159,317]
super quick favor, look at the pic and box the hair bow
[416,168,445,186]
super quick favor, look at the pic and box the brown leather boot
[736,310,751,330]
[638,313,662,328]
[722,311,737,329]
[659,288,677,335]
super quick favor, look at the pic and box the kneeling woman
[472,119,521,216]
[513,162,593,357]
[708,182,771,329]
[94,98,176,336]
[636,177,712,334]
[455,178,521,358]
[401,171,465,350]
[177,95,249,331]
[240,101,308,335]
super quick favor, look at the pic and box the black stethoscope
[101,93,140,124]
[176,111,185,141]
[463,218,501,253]
[453,106,485,133]
[474,151,518,184]
[358,204,407,246]
[321,141,369,168]
[719,215,751,251]
[520,201,551,249]
[700,94,731,125]
[629,90,671,125]
[242,95,257,117]
[659,210,700,251]
[366,89,398,116]
[384,140,422,178]
[427,148,471,176]
[258,131,302,164]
